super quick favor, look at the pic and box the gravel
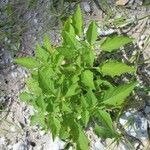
[0,0,150,150]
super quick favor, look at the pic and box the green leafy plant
[15,5,137,149]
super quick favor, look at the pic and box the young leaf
[94,124,116,139]
[35,43,49,62]
[19,92,33,102]
[81,110,90,126]
[62,31,80,49]
[38,66,54,95]
[43,35,53,53]
[102,82,137,106]
[14,57,39,69]
[86,21,97,45]
[48,116,61,140]
[96,110,113,130]
[99,60,136,77]
[72,4,83,36]
[26,78,42,95]
[63,16,75,36]
[81,70,95,89]
[65,83,79,97]
[100,35,133,52]
[84,50,95,67]
[76,129,89,150]
[35,96,47,111]
[86,89,97,106]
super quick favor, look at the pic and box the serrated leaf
[94,124,116,139]
[86,89,97,106]
[81,110,90,126]
[43,35,53,53]
[30,112,46,129]
[19,92,33,102]
[96,110,113,130]
[102,82,137,106]
[81,70,95,89]
[63,31,80,49]
[65,83,79,97]
[38,66,55,95]
[86,21,97,45]
[14,57,39,69]
[101,35,133,52]
[26,78,42,95]
[72,4,83,36]
[35,96,47,111]
[76,129,89,150]
[59,125,70,140]
[84,49,95,67]
[57,46,76,59]
[63,16,75,37]
[35,43,49,62]
[99,60,136,77]
[48,116,61,140]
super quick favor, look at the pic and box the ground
[0,0,150,150]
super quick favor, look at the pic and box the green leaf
[84,49,95,67]
[76,129,89,150]
[101,35,133,52]
[63,16,75,37]
[86,21,97,45]
[57,46,76,59]
[48,116,61,140]
[81,70,95,89]
[99,60,136,77]
[19,92,33,102]
[102,82,137,106]
[26,78,42,95]
[94,124,116,139]
[96,110,113,130]
[35,96,47,111]
[31,112,47,129]
[14,57,39,69]
[43,35,53,53]
[86,89,97,106]
[81,110,90,126]
[72,4,83,36]
[62,31,80,49]
[35,43,49,62]
[65,83,79,97]
[38,66,55,95]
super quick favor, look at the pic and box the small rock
[145,106,150,114]
[0,136,6,145]
[13,142,28,150]
[83,2,91,13]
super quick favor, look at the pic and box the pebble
[83,2,91,13]
[0,136,6,145]
[145,106,150,114]
[13,142,28,150]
